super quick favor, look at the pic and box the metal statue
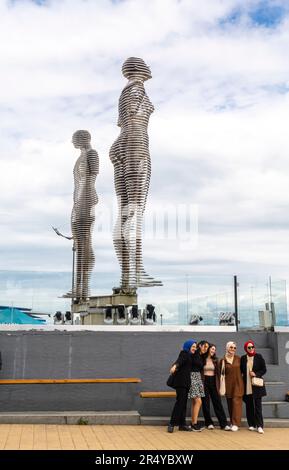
[110,57,162,290]
[71,130,99,300]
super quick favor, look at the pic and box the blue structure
[0,306,46,325]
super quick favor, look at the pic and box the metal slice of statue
[70,130,99,301]
[110,57,162,291]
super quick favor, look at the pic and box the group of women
[168,339,267,434]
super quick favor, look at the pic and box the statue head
[72,130,91,149]
[122,57,152,81]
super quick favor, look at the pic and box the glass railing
[0,270,288,327]
[138,275,234,326]
[237,276,288,328]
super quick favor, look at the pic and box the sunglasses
[247,346,255,350]
[229,346,236,350]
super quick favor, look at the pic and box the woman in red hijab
[240,340,267,434]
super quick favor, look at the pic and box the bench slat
[140,391,176,398]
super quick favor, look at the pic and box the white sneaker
[257,427,264,434]
[249,426,256,431]
[207,425,214,430]
[223,425,231,431]
[231,425,239,432]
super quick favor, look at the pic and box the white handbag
[252,376,264,387]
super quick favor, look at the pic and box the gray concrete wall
[0,330,288,414]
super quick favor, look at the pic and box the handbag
[252,376,264,387]
[219,360,226,396]
[166,374,175,389]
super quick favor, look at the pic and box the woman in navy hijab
[167,339,197,433]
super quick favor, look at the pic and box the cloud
[0,0,289,318]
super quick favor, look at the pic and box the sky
[1,0,289,318]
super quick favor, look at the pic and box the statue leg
[124,156,162,287]
[72,221,82,300]
[113,161,130,289]
[73,219,91,301]
[75,240,83,300]
[123,157,146,286]
[82,214,95,299]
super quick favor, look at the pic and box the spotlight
[64,311,72,324]
[189,315,203,325]
[53,311,63,325]
[129,304,141,325]
[219,312,235,326]
[143,304,157,325]
[104,305,114,325]
[116,304,127,325]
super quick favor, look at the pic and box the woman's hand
[170,365,177,375]
[249,371,256,377]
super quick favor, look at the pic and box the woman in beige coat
[220,341,244,431]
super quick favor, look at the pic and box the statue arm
[87,149,99,176]
[128,84,145,116]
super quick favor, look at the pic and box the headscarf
[244,340,256,357]
[183,339,197,354]
[225,341,236,364]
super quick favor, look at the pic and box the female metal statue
[110,57,162,290]
[71,130,99,300]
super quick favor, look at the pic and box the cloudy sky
[1,0,289,315]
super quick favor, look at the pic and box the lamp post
[52,227,75,306]
[234,275,239,331]
[186,273,189,324]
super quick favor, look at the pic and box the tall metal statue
[71,130,99,300]
[110,57,162,290]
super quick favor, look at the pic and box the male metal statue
[110,57,162,290]
[71,130,99,300]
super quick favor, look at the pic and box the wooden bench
[140,391,176,398]
[0,378,141,385]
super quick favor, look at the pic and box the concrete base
[0,411,140,425]
[72,292,138,325]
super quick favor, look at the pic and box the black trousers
[244,394,264,428]
[202,376,228,428]
[170,387,189,426]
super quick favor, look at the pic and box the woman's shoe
[207,424,214,430]
[257,427,264,434]
[231,425,239,432]
[249,426,256,431]
[167,424,174,433]
[191,423,202,432]
[221,425,231,431]
[179,425,192,431]
[197,422,205,430]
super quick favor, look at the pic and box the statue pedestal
[72,291,138,325]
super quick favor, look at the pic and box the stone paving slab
[0,425,289,450]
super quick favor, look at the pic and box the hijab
[244,340,256,357]
[225,341,236,364]
[183,339,197,354]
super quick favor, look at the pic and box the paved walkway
[0,425,289,450]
